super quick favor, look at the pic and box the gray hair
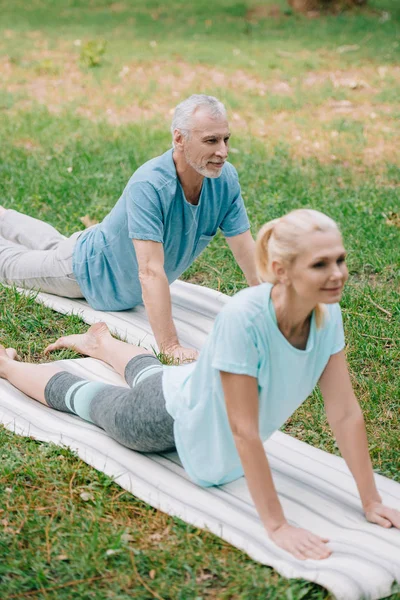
[171,94,227,147]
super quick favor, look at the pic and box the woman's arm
[319,351,400,528]
[220,371,331,560]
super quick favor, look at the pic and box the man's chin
[203,167,223,178]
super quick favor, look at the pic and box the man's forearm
[140,271,179,352]
[226,231,259,286]
[239,252,259,287]
[332,414,381,508]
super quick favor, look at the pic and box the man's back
[72,149,247,311]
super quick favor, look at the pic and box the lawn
[0,0,399,598]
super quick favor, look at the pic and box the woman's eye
[313,262,325,268]
[337,256,346,264]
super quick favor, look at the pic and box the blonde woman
[1,209,399,560]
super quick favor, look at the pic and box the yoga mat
[0,281,399,600]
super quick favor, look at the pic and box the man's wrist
[160,339,180,353]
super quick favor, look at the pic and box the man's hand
[269,523,331,561]
[163,344,198,364]
[364,501,400,529]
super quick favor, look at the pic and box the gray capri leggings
[44,354,175,453]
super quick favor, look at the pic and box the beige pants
[0,209,83,298]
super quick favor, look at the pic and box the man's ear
[173,129,185,151]
[271,260,289,284]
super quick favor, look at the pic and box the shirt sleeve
[218,166,250,238]
[330,304,345,355]
[126,182,164,242]
[211,305,260,378]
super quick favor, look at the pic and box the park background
[0,0,399,598]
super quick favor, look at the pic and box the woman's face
[286,229,348,305]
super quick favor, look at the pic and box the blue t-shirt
[72,149,250,310]
[162,283,345,487]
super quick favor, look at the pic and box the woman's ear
[271,260,289,284]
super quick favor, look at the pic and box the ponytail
[314,303,327,329]
[255,218,280,283]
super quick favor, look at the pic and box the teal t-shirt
[72,149,250,311]
[162,283,345,487]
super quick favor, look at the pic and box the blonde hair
[255,209,340,328]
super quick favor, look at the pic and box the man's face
[180,109,230,178]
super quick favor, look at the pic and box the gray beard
[184,151,223,179]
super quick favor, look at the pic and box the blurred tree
[288,0,367,12]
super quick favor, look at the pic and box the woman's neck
[270,284,315,348]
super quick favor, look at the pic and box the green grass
[0,0,399,598]
[1,0,399,68]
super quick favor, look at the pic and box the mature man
[0,95,257,361]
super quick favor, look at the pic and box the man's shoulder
[128,149,177,192]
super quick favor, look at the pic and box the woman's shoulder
[218,283,271,322]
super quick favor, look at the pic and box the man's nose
[215,141,228,158]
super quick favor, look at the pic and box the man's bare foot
[44,322,112,359]
[0,206,7,218]
[0,345,18,378]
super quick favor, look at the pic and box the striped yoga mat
[0,281,399,600]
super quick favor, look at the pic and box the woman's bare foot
[0,345,19,378]
[44,322,112,359]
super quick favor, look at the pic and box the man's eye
[337,256,346,264]
[313,262,325,268]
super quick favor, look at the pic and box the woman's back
[162,283,344,487]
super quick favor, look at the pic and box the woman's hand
[364,501,400,529]
[269,523,331,561]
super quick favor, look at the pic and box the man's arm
[133,239,198,362]
[225,230,259,286]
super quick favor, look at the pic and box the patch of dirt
[302,65,400,92]
[288,0,367,14]
[109,2,128,12]
[4,49,88,114]
[246,4,282,21]
[318,100,394,120]
[5,53,295,124]
[13,138,42,151]
[385,212,400,228]
[4,49,399,167]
